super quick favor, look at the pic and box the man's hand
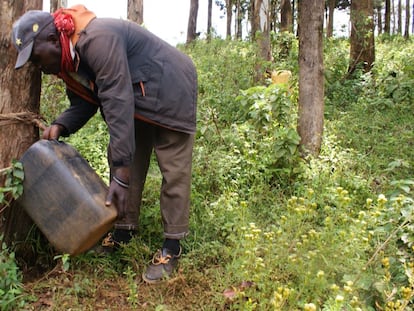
[42,124,65,140]
[106,167,130,219]
[106,180,129,219]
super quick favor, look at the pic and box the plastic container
[18,140,117,255]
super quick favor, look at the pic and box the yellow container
[18,140,117,255]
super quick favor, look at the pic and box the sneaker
[100,232,119,253]
[94,229,136,254]
[142,247,182,284]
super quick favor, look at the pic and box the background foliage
[1,34,414,310]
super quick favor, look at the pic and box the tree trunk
[281,0,293,32]
[404,0,410,38]
[385,0,391,34]
[292,0,297,35]
[50,0,67,12]
[226,0,233,39]
[207,0,213,41]
[250,0,257,39]
[269,0,277,33]
[251,0,271,83]
[326,0,335,37]
[127,0,144,25]
[376,4,383,34]
[0,0,42,252]
[392,0,396,33]
[398,0,402,34]
[412,3,414,33]
[349,0,375,74]
[235,0,243,39]
[50,0,59,12]
[279,0,292,58]
[186,0,199,44]
[297,0,324,157]
[251,0,271,50]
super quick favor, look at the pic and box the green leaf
[399,185,411,194]
[13,169,24,181]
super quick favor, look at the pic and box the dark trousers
[110,119,194,240]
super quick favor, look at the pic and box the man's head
[12,10,61,74]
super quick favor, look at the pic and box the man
[12,5,197,284]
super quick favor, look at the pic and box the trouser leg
[154,127,194,239]
[110,120,154,230]
[108,120,193,239]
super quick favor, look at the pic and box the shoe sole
[142,272,169,284]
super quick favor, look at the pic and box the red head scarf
[51,7,99,105]
[52,9,75,73]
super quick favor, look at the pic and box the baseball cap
[12,10,54,69]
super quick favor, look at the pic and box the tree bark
[297,0,324,157]
[326,0,335,37]
[127,0,144,25]
[0,0,42,251]
[251,0,271,83]
[269,0,277,32]
[349,0,375,74]
[412,3,414,33]
[376,3,383,35]
[250,0,257,39]
[50,0,59,12]
[226,0,233,39]
[404,0,410,38]
[50,0,68,12]
[385,0,391,33]
[187,0,199,44]
[398,0,402,34]
[281,0,293,33]
[207,0,213,41]
[235,0,243,39]
[50,0,67,11]
[392,0,396,33]
[292,0,297,35]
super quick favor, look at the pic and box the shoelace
[101,233,121,247]
[151,247,182,265]
[152,251,172,265]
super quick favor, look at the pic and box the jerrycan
[18,140,117,255]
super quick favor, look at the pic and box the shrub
[0,237,24,311]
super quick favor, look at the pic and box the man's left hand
[106,179,129,219]
[105,166,130,219]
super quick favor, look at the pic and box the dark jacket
[54,18,197,167]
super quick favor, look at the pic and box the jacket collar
[60,5,96,46]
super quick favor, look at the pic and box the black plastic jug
[18,140,117,255]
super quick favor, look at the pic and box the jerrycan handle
[43,139,66,147]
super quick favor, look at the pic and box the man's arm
[78,30,135,168]
[51,88,99,137]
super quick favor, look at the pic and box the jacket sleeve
[77,30,135,168]
[53,88,98,136]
